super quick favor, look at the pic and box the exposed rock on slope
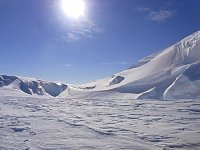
[0,75,68,97]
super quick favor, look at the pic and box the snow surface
[0,92,200,150]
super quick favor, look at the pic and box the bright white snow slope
[78,30,200,100]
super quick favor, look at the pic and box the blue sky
[0,0,200,84]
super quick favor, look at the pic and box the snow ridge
[78,30,200,100]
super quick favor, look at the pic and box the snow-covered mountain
[0,75,68,97]
[1,30,200,99]
[78,30,200,100]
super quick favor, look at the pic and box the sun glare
[61,0,85,19]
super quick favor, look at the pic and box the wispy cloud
[135,5,176,22]
[101,61,128,65]
[66,32,80,42]
[64,18,104,42]
[147,10,176,22]
[134,7,151,13]
[59,64,73,67]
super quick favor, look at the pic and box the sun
[61,0,85,19]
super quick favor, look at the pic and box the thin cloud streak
[59,64,73,67]
[134,7,151,13]
[135,5,176,22]
[101,61,129,65]
[147,10,176,22]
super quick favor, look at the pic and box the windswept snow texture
[0,75,68,97]
[79,30,200,100]
[0,95,200,150]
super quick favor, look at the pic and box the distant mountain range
[0,75,68,97]
[1,30,200,99]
